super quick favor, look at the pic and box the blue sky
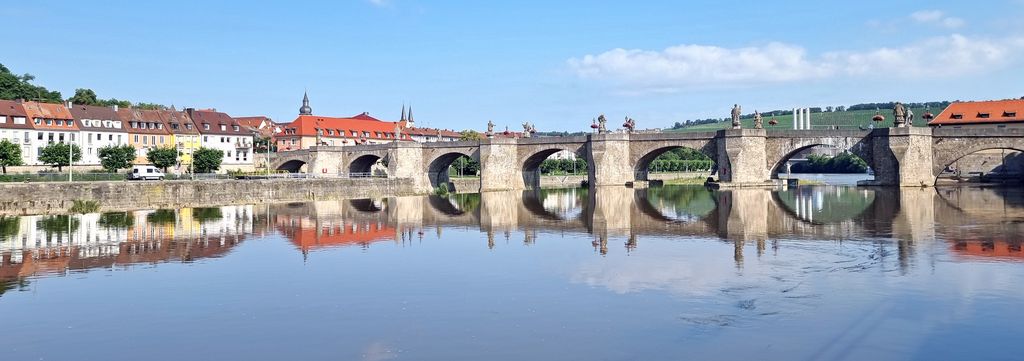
[3,0,1023,131]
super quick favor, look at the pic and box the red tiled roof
[187,108,249,136]
[350,112,381,121]
[68,104,127,132]
[23,101,78,131]
[282,115,412,141]
[929,99,1024,125]
[234,116,271,129]
[157,109,200,135]
[117,108,170,135]
[0,100,31,130]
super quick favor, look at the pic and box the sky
[3,0,1024,131]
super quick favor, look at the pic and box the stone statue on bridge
[753,111,763,129]
[486,120,495,138]
[522,122,536,138]
[597,114,608,134]
[731,104,742,129]
[892,102,907,128]
[906,107,914,126]
[623,116,636,133]
[394,122,403,141]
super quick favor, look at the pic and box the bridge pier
[714,129,773,188]
[588,133,632,187]
[863,127,934,187]
[480,137,524,192]
[387,142,430,193]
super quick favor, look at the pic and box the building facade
[117,108,172,164]
[159,108,201,173]
[68,103,128,165]
[187,108,254,172]
[0,100,33,164]
[22,101,79,165]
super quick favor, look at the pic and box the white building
[187,108,254,172]
[69,103,128,165]
[22,101,80,165]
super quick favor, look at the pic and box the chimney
[67,100,72,108]
[113,104,119,112]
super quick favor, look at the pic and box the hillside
[669,107,933,132]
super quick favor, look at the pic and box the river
[1,185,1022,360]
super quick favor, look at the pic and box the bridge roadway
[271,127,1024,193]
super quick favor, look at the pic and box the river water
[1,185,1023,361]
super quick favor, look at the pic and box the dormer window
[978,112,990,119]
[203,123,210,130]
[232,125,239,131]
[34,118,41,125]
[185,123,192,130]
[951,113,963,120]
[1004,111,1017,118]
[220,124,226,131]
[46,119,53,125]
[171,123,179,129]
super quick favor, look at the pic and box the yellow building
[160,108,201,173]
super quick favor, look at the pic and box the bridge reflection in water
[3,185,1024,284]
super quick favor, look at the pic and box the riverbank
[0,178,414,215]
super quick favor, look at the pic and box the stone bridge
[269,127,1024,193]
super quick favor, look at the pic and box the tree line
[669,101,956,130]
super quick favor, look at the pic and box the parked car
[128,165,165,180]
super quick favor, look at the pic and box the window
[978,112,991,119]
[157,123,163,129]
[327,129,334,136]
[172,123,179,130]
[135,135,139,143]
[0,116,6,123]
[203,123,210,130]
[45,119,52,125]
[110,134,114,141]
[160,136,165,144]
[37,132,43,140]
[951,113,963,120]
[203,136,209,142]
[97,133,102,140]
[34,118,41,125]
[143,136,148,145]
[220,124,227,131]
[1004,111,1017,118]
[232,125,239,131]
[13,117,25,125]
[185,123,192,130]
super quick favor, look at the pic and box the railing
[0,172,232,183]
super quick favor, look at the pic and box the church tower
[299,91,313,115]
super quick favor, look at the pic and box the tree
[0,63,62,103]
[459,130,483,141]
[38,142,81,172]
[68,88,99,105]
[97,144,136,172]
[192,147,223,173]
[0,139,23,174]
[147,146,178,172]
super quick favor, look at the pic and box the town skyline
[4,1,1023,131]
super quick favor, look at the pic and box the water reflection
[3,185,1024,360]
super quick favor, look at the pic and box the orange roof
[23,101,78,130]
[283,115,412,141]
[117,108,171,135]
[929,99,1024,125]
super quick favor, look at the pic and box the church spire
[299,91,312,115]
[400,103,407,121]
[407,105,414,124]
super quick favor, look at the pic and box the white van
[128,165,165,180]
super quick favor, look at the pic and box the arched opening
[426,152,478,193]
[634,186,717,223]
[349,198,385,212]
[348,154,386,177]
[771,145,873,185]
[936,147,1024,185]
[276,159,307,173]
[635,146,715,184]
[522,148,588,189]
[521,188,588,221]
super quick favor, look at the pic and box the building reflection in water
[5,185,1024,285]
[0,206,253,282]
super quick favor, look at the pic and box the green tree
[133,102,167,110]
[68,88,100,105]
[0,139,23,174]
[38,142,82,172]
[0,63,62,103]
[459,130,482,141]
[192,147,223,173]
[146,146,178,172]
[97,144,136,172]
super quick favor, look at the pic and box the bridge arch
[765,134,874,179]
[276,159,307,173]
[348,154,384,176]
[519,144,588,189]
[633,145,716,182]
[932,138,1024,183]
[425,149,479,192]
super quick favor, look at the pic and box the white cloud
[910,10,965,29]
[567,34,1024,92]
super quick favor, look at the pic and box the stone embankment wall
[0,178,414,215]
